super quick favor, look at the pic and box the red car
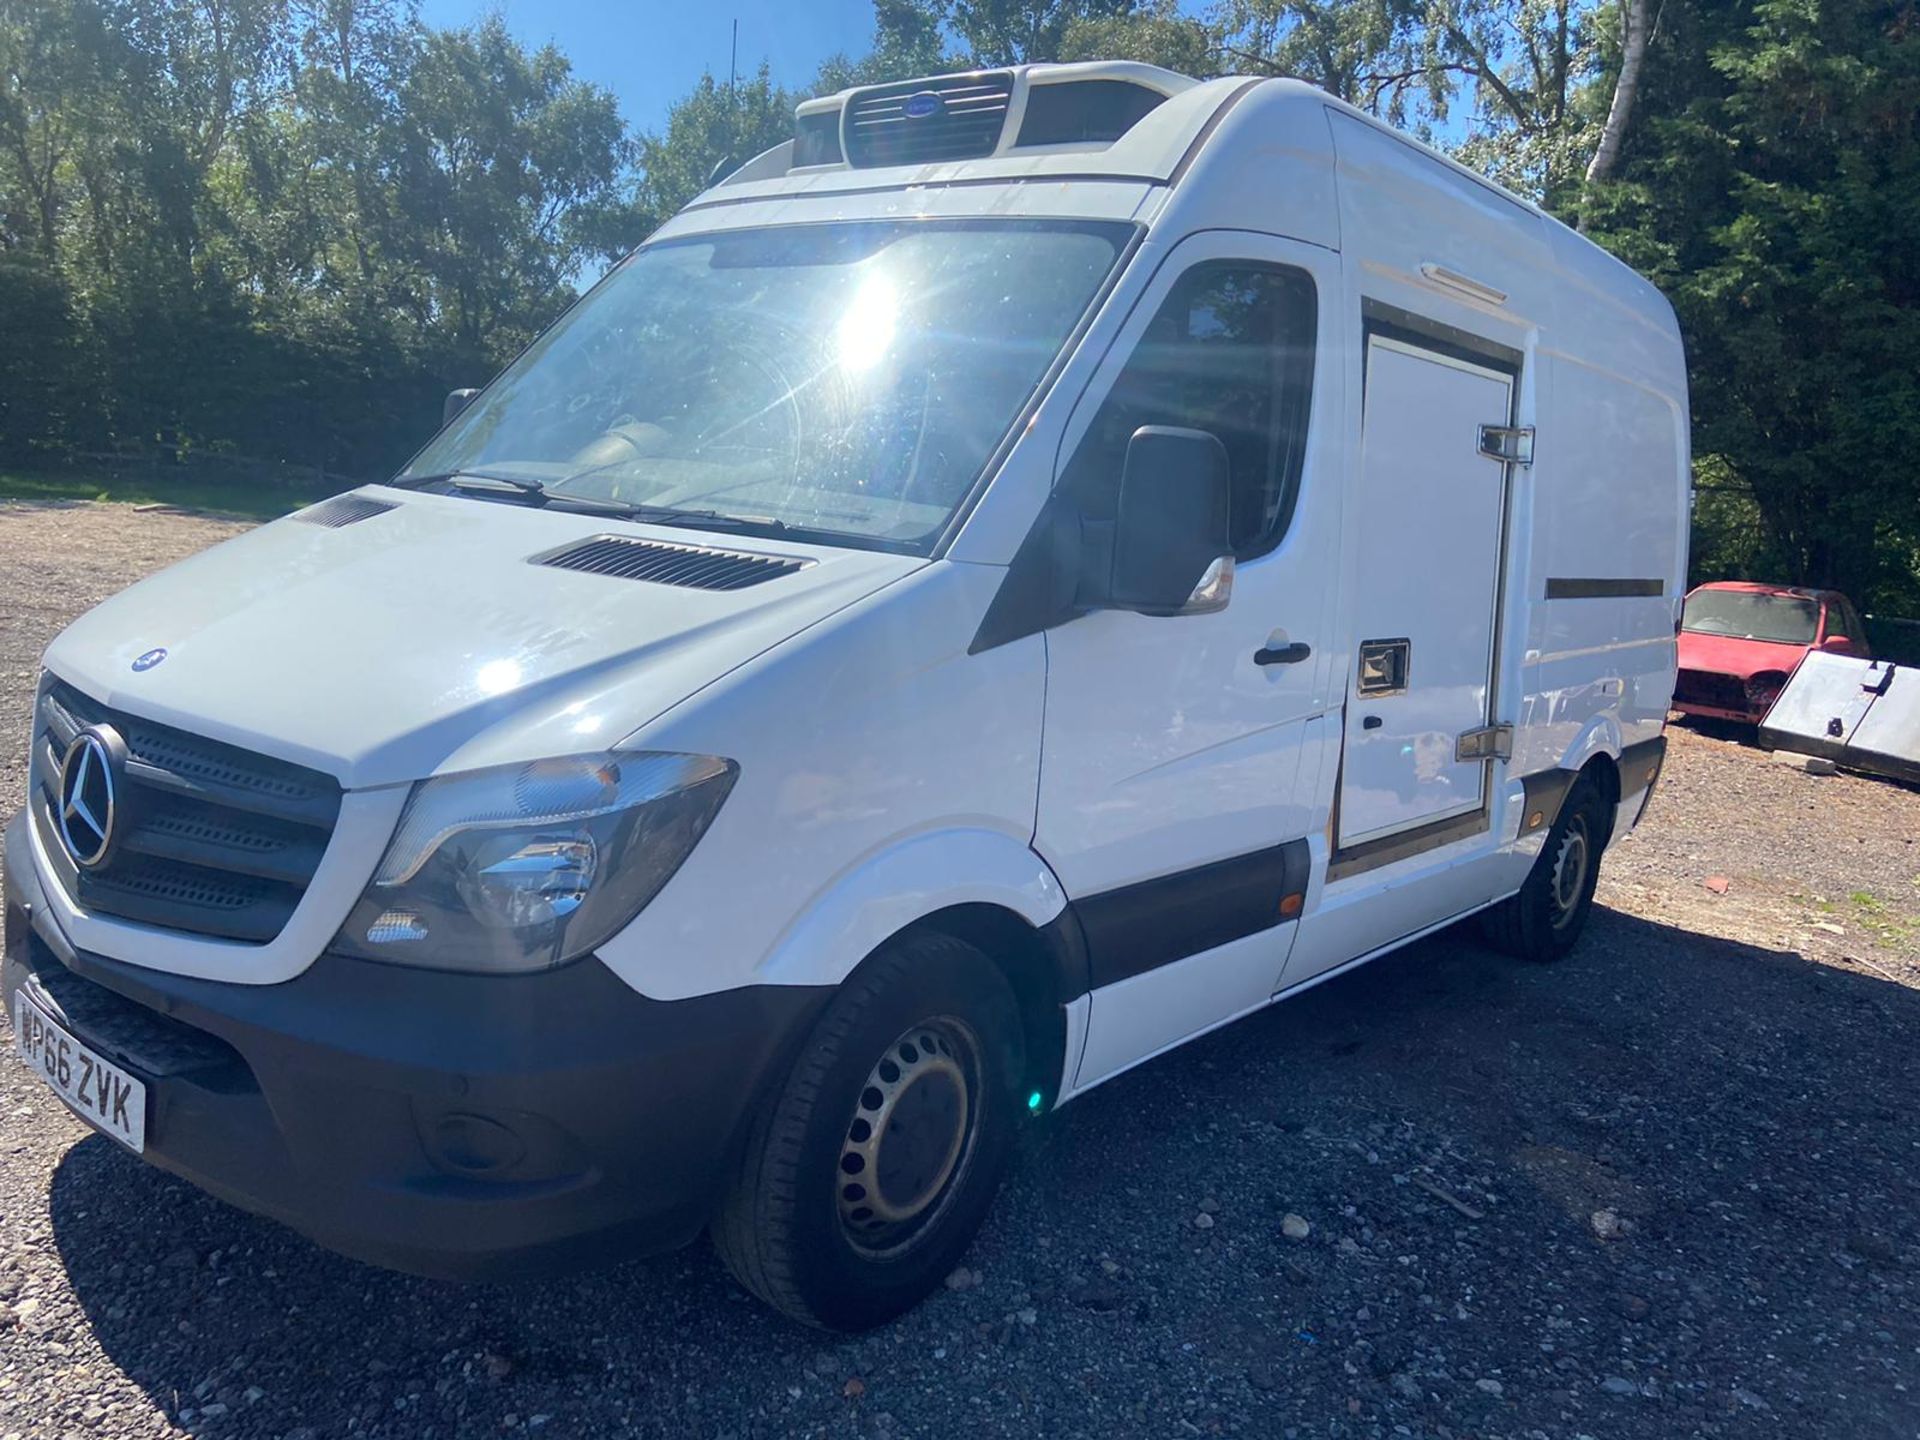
[1674,581,1871,722]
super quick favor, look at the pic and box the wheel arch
[1518,723,1624,852]
[1555,713,1624,777]
[752,827,1068,986]
[892,901,1086,1111]
[1575,748,1622,844]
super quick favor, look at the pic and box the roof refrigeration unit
[1759,652,1919,785]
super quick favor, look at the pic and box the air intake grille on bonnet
[535,535,809,591]
[294,493,397,528]
[31,679,342,943]
[844,71,1013,168]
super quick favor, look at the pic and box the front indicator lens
[333,751,737,974]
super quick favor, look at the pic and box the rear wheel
[713,932,1023,1330]
[1483,774,1608,963]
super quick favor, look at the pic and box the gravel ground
[2,499,1918,1440]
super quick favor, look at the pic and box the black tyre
[1483,774,1608,963]
[712,932,1024,1330]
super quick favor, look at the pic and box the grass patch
[1848,890,1919,951]
[0,467,333,521]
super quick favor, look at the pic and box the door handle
[1254,642,1312,666]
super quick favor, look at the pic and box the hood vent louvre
[535,535,809,592]
[295,494,397,528]
[844,71,1013,168]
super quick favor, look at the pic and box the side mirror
[443,388,480,427]
[1105,426,1234,615]
[1821,634,1851,652]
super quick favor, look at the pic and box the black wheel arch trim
[1516,735,1666,838]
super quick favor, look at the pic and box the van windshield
[1681,589,1820,645]
[401,219,1134,551]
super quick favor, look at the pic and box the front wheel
[1483,774,1608,962]
[712,932,1024,1329]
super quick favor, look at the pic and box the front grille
[1674,668,1750,713]
[844,72,1013,168]
[30,678,342,943]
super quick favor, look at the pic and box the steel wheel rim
[836,1017,981,1257]
[1549,814,1591,928]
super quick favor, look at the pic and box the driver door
[1037,232,1342,1091]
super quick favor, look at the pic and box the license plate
[12,989,147,1153]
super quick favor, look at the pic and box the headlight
[333,751,737,974]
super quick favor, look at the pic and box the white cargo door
[1337,337,1512,848]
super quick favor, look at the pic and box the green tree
[1059,1,1218,73]
[383,19,628,362]
[1587,0,1920,610]
[816,0,957,88]
[1445,0,1604,204]
[622,65,796,241]
[949,0,1139,63]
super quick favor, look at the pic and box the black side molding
[1544,577,1666,600]
[1070,838,1311,993]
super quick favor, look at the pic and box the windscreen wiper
[390,470,550,503]
[394,468,790,534]
[547,496,790,534]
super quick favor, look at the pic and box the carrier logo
[57,729,121,869]
[132,647,167,672]
[902,92,944,119]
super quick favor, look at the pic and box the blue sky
[419,1,885,135]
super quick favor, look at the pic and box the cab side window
[1060,261,1317,560]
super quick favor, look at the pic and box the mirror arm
[968,495,1092,655]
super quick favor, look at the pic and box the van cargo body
[4,63,1689,1329]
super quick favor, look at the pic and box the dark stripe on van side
[1074,838,1311,991]
[1544,577,1666,599]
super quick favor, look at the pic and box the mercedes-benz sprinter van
[5,62,1689,1329]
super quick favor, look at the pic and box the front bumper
[2,810,828,1281]
[1672,698,1764,724]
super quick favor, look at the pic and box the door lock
[1355,639,1410,697]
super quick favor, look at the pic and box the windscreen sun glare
[836,272,899,374]
[400,219,1133,550]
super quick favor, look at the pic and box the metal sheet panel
[1757,652,1883,759]
[1845,664,1920,784]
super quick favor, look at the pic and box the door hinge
[1478,425,1535,466]
[1455,724,1513,763]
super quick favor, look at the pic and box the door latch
[1355,639,1410,697]
[1455,724,1513,763]
[1478,425,1535,466]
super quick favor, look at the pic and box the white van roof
[677,61,1671,339]
[694,62,1550,228]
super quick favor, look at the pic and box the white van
[4,63,1688,1329]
